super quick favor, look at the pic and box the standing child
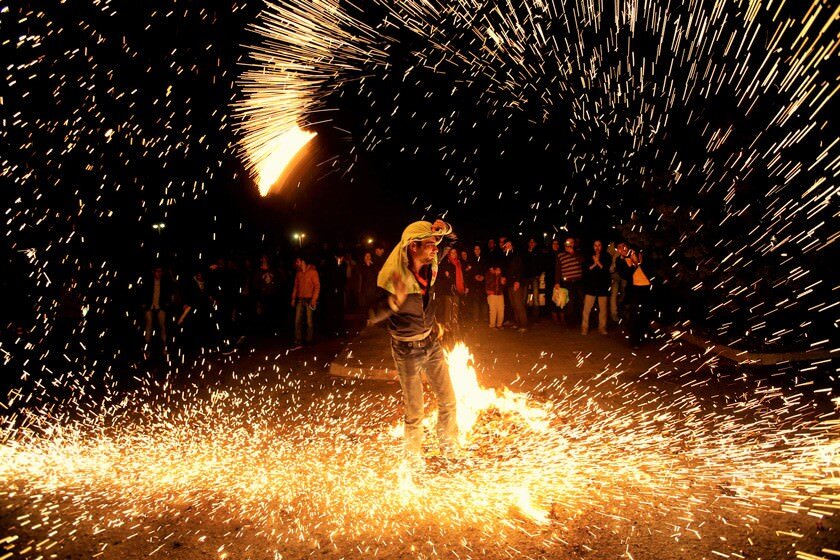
[485,266,506,329]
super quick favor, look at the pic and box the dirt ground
[1,321,837,559]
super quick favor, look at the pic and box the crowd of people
[131,231,653,362]
[426,235,653,348]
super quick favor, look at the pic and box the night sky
[1,0,837,351]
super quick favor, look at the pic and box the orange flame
[446,342,550,440]
[255,125,317,196]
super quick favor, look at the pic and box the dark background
[1,0,836,354]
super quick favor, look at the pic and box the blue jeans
[391,338,458,458]
[294,298,314,344]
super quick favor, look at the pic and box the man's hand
[431,219,448,234]
[178,305,191,326]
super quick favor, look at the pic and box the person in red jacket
[290,255,320,346]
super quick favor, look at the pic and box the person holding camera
[615,241,652,349]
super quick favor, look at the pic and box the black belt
[392,331,437,349]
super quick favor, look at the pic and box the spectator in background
[322,251,348,337]
[485,265,505,328]
[615,241,652,349]
[464,244,486,323]
[343,250,357,312]
[208,258,235,347]
[238,258,254,338]
[523,237,542,320]
[486,238,502,268]
[459,249,472,321]
[437,248,466,333]
[555,237,584,327]
[357,251,380,315]
[253,256,277,334]
[180,269,213,350]
[372,245,386,272]
[581,239,611,335]
[291,255,320,347]
[608,241,626,324]
[225,258,243,343]
[546,238,562,322]
[502,239,528,332]
[141,265,176,359]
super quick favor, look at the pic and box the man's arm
[367,288,401,324]
[311,270,320,304]
[433,220,457,264]
[367,272,407,325]
[291,273,299,305]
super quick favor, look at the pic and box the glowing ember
[1,344,836,558]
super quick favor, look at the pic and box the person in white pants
[485,266,505,328]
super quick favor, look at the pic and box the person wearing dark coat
[502,240,528,331]
[464,244,487,322]
[545,238,562,322]
[523,238,543,320]
[320,252,348,337]
[139,265,177,357]
[252,255,278,333]
[581,240,611,335]
[615,241,653,348]
[356,251,380,314]
[179,270,213,350]
[436,249,466,333]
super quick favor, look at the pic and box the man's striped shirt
[557,252,583,282]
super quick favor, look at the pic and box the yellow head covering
[377,220,452,295]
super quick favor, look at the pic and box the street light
[293,232,306,248]
[366,237,374,245]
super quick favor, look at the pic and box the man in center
[368,219,459,470]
